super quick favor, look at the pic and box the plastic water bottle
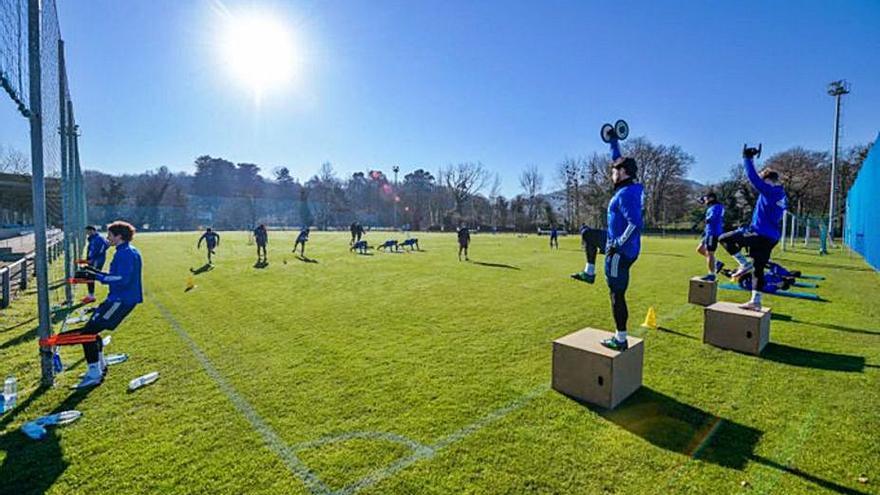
[37,410,82,427]
[128,371,159,392]
[106,353,129,366]
[102,335,112,347]
[4,376,17,410]
[53,351,64,373]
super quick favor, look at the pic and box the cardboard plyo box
[688,276,717,306]
[703,302,771,355]
[552,328,643,409]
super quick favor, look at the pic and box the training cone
[641,306,657,329]
[185,275,195,290]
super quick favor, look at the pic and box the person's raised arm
[743,148,773,196]
[610,139,622,161]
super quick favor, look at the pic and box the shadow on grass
[575,387,762,470]
[295,255,318,264]
[253,261,269,269]
[771,313,880,337]
[189,263,213,275]
[774,257,873,273]
[573,388,871,494]
[657,326,698,340]
[762,343,865,372]
[1,316,37,333]
[471,261,520,270]
[641,251,687,258]
[0,386,96,495]
[0,325,37,350]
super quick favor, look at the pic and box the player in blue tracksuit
[83,225,110,303]
[549,225,559,249]
[719,146,787,311]
[457,226,471,261]
[253,224,268,263]
[198,228,220,264]
[293,227,309,256]
[601,138,644,351]
[75,221,143,388]
[696,192,724,281]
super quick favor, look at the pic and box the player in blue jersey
[74,221,143,388]
[82,225,109,304]
[549,225,559,249]
[696,192,724,281]
[719,146,787,311]
[600,136,644,352]
[293,227,309,256]
[197,228,220,265]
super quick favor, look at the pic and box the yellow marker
[186,275,195,290]
[641,306,657,329]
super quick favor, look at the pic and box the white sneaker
[738,301,762,312]
[73,364,104,389]
[731,263,754,280]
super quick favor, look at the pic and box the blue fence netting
[845,133,880,271]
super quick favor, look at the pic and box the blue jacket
[705,202,724,237]
[87,232,109,265]
[96,242,143,305]
[606,179,644,259]
[744,157,787,242]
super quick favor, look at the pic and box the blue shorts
[605,252,637,293]
[701,233,719,252]
[87,299,136,332]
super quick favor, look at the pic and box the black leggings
[610,291,628,332]
[719,230,777,292]
[582,228,607,264]
[80,321,104,364]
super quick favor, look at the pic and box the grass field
[1,231,878,494]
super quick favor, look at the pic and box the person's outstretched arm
[610,139,622,161]
[197,234,204,249]
[743,150,773,196]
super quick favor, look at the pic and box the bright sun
[220,11,296,98]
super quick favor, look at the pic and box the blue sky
[2,0,879,196]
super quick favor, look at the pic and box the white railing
[0,230,64,309]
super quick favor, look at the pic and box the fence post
[1,268,9,309]
[27,0,55,387]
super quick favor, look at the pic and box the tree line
[80,138,870,234]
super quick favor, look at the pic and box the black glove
[743,147,760,159]
[74,269,97,280]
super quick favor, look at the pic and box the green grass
[1,232,878,494]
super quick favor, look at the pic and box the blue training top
[705,202,724,237]
[97,242,143,305]
[87,232,109,265]
[607,179,644,259]
[744,157,787,242]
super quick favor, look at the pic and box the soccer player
[82,225,109,304]
[571,224,606,284]
[457,225,471,261]
[400,238,420,251]
[549,224,559,249]
[718,146,787,311]
[377,240,399,252]
[253,224,268,263]
[600,135,644,352]
[350,222,358,245]
[293,227,309,256]
[696,192,724,281]
[197,228,220,264]
[74,221,143,388]
[351,240,369,254]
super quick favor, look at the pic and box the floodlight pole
[28,0,55,386]
[827,80,850,248]
[392,165,399,229]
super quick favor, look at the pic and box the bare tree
[489,172,502,228]
[0,146,30,175]
[441,162,488,219]
[519,165,543,222]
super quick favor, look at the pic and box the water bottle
[128,371,159,392]
[53,351,64,373]
[106,353,129,366]
[4,376,17,410]
[102,335,112,347]
[36,410,82,427]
